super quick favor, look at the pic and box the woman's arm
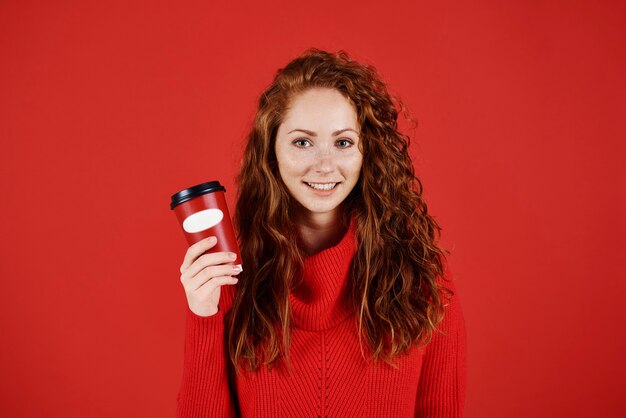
[414,275,468,418]
[176,288,238,418]
[176,307,237,418]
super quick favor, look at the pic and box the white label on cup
[182,208,224,233]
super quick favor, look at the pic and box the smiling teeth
[306,182,337,191]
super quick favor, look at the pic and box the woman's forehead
[281,90,358,130]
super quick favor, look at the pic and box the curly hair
[228,47,453,375]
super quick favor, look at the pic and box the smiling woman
[176,48,466,418]
[274,87,363,243]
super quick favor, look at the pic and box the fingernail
[233,265,242,272]
[207,236,216,242]
[229,252,237,259]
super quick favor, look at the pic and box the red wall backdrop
[1,1,624,417]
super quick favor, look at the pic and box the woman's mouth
[305,182,338,190]
[303,181,340,194]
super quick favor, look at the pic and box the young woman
[177,48,467,417]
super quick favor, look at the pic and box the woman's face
[275,87,363,221]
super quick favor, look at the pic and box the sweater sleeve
[176,294,238,418]
[414,276,467,418]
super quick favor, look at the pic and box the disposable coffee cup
[170,180,242,270]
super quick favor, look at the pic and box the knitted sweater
[176,216,467,417]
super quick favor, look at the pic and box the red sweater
[176,216,467,417]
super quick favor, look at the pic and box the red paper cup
[170,181,242,270]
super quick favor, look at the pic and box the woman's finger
[187,264,242,291]
[179,236,217,274]
[183,251,237,280]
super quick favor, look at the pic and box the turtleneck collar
[289,215,357,331]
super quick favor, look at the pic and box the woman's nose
[312,148,334,172]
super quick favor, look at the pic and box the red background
[1,1,624,417]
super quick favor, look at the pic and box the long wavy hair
[228,48,453,375]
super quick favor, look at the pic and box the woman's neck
[296,211,349,256]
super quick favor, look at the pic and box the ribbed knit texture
[176,215,467,417]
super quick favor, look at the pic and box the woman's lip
[303,181,340,194]
[303,181,341,184]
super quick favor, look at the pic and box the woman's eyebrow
[287,128,359,136]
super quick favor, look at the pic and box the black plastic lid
[170,180,226,210]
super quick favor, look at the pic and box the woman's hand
[179,236,242,317]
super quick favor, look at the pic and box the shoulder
[434,268,465,333]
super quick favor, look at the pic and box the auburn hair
[228,47,453,375]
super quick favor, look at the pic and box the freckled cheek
[282,155,308,176]
[285,152,315,166]
[341,155,363,175]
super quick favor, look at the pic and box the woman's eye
[292,138,354,148]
